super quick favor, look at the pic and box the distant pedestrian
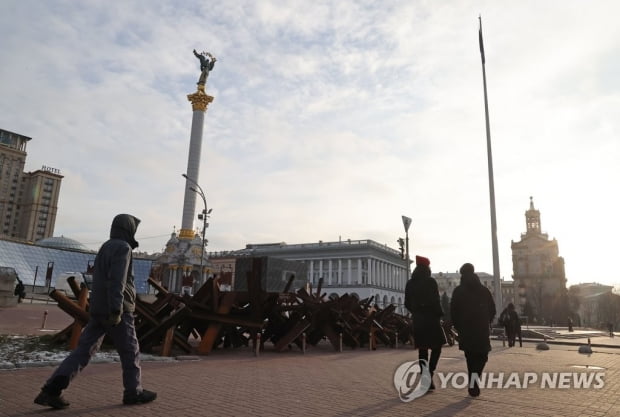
[34,214,156,409]
[14,276,26,303]
[404,255,445,391]
[499,303,520,347]
[608,322,614,338]
[450,263,496,397]
[568,317,574,332]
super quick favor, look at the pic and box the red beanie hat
[415,255,430,267]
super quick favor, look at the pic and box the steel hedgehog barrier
[50,257,414,356]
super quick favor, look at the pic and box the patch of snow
[0,335,178,369]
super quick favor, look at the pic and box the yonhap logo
[393,359,432,402]
[393,359,605,402]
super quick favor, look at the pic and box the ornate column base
[178,228,196,239]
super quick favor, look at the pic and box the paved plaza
[2,304,620,416]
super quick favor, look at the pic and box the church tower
[511,197,567,324]
[525,196,542,236]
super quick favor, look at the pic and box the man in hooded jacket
[450,263,496,397]
[34,214,157,409]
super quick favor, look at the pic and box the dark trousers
[419,347,442,374]
[43,312,142,396]
[465,351,488,388]
[505,327,516,347]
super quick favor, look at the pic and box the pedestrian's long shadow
[421,397,473,417]
[330,396,473,417]
[10,403,142,417]
[330,397,409,417]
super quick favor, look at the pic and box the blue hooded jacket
[89,214,140,316]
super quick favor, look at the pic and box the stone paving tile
[3,303,620,416]
[1,341,620,416]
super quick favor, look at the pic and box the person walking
[34,214,156,409]
[14,276,26,303]
[450,263,496,397]
[499,303,521,347]
[404,255,446,391]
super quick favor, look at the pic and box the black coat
[404,265,445,349]
[450,272,496,353]
[500,308,521,335]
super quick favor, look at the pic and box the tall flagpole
[479,16,503,310]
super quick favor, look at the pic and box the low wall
[0,266,18,307]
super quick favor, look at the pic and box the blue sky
[1,0,618,286]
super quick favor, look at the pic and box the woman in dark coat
[499,303,521,347]
[450,263,496,397]
[404,256,445,390]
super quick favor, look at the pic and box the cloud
[1,0,619,287]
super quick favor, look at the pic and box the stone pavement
[2,304,620,416]
[0,302,74,336]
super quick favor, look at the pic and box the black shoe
[34,390,70,409]
[468,385,480,397]
[123,389,157,405]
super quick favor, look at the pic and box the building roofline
[211,238,403,259]
[0,128,32,141]
[26,168,64,179]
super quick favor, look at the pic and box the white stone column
[171,267,178,292]
[168,267,175,291]
[357,258,362,284]
[381,262,392,288]
[394,267,398,290]
[368,258,373,286]
[372,259,377,287]
[396,265,400,289]
[180,91,213,239]
[328,259,333,285]
[319,260,323,283]
[309,260,314,285]
[347,259,352,285]
[338,259,342,285]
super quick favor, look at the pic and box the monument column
[157,50,217,295]
[179,89,214,239]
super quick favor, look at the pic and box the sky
[1,1,618,287]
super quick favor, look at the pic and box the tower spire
[525,196,541,235]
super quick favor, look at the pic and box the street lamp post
[182,173,211,286]
[401,215,412,278]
